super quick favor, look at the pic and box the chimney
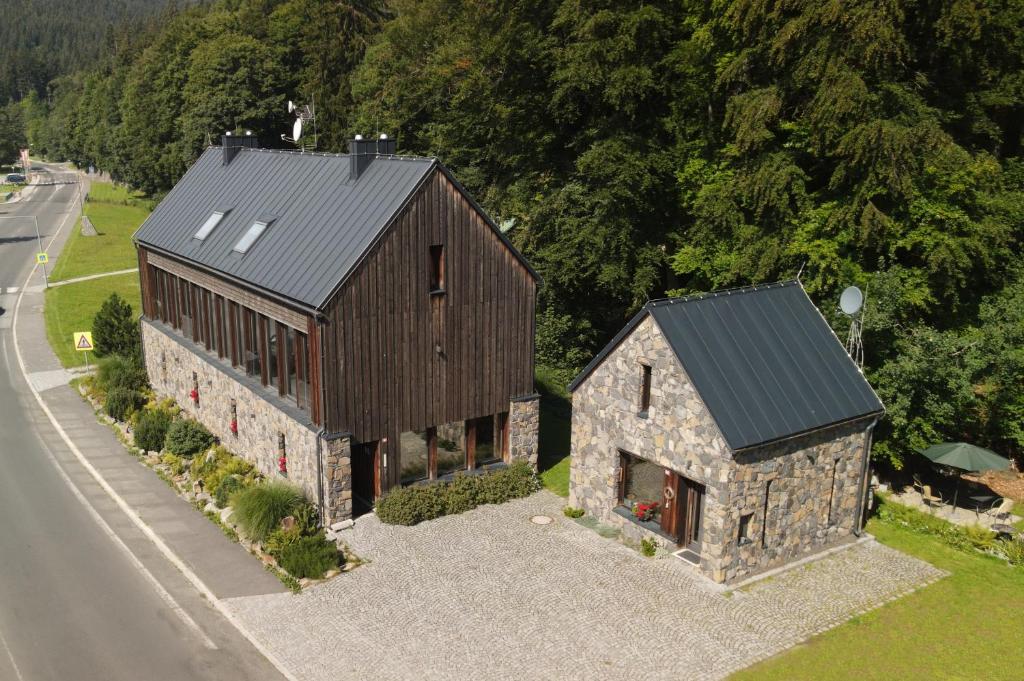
[349,133,397,180]
[221,131,259,165]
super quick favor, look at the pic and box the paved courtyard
[224,492,945,680]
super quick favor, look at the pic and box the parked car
[5,173,26,184]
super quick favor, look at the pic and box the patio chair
[985,498,1014,522]
[921,485,944,511]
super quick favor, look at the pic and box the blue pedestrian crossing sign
[36,252,48,264]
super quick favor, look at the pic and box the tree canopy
[17,0,1024,467]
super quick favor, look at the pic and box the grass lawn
[50,182,150,281]
[44,272,141,368]
[536,365,572,497]
[732,511,1024,680]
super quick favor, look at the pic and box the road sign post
[33,216,47,288]
[74,332,94,371]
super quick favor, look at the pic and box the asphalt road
[0,168,285,681]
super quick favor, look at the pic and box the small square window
[429,244,445,292]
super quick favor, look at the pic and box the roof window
[232,218,273,254]
[193,211,226,240]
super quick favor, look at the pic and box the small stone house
[133,135,541,525]
[568,281,884,583]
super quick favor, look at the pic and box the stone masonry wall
[142,321,323,508]
[509,395,540,467]
[320,436,352,525]
[722,419,871,582]
[569,316,733,577]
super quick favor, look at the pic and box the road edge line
[12,184,301,681]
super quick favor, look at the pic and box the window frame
[193,210,226,241]
[429,244,445,294]
[232,218,273,254]
[639,363,652,417]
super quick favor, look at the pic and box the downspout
[853,417,880,537]
[315,316,330,524]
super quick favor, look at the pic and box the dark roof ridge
[644,280,798,309]
[207,144,438,163]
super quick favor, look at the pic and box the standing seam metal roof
[134,147,437,309]
[568,281,884,451]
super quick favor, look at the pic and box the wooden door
[660,469,682,540]
[681,478,705,550]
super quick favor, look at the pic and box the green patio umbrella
[918,442,1011,510]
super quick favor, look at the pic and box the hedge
[376,461,540,526]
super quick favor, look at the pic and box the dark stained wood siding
[322,168,537,488]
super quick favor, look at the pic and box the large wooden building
[134,135,541,523]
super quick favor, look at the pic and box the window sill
[429,288,446,297]
[612,505,677,544]
[737,538,753,547]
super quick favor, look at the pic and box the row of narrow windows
[149,265,312,413]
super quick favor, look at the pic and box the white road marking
[11,186,301,681]
[49,268,137,287]
[0,628,26,681]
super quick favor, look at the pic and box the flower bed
[75,380,354,591]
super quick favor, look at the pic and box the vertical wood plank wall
[323,169,537,488]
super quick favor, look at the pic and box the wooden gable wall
[321,167,537,473]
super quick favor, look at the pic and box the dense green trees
[16,0,1023,467]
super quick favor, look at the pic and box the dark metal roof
[569,281,883,451]
[133,146,539,310]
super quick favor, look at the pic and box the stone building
[133,134,541,525]
[568,281,884,583]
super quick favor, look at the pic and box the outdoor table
[969,495,996,519]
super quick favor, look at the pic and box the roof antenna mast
[281,97,317,152]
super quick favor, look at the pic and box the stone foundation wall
[142,320,322,508]
[509,395,540,466]
[568,316,733,577]
[721,419,871,582]
[321,435,352,524]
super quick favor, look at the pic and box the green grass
[536,364,572,497]
[44,272,141,368]
[50,182,150,281]
[731,512,1024,680]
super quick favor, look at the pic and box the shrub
[92,292,140,358]
[264,525,303,560]
[134,407,173,452]
[640,537,658,557]
[231,481,306,542]
[998,537,1024,566]
[164,419,215,457]
[277,535,340,579]
[563,506,585,518]
[104,387,142,421]
[213,474,245,508]
[376,461,540,526]
[191,445,233,483]
[206,457,255,493]
[162,453,186,476]
[96,354,148,393]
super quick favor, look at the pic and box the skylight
[233,219,271,254]
[193,211,226,240]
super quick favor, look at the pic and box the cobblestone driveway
[224,492,944,680]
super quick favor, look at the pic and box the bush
[376,460,540,526]
[134,407,173,452]
[96,354,148,393]
[104,387,142,421]
[162,453,186,476]
[563,506,585,518]
[231,481,306,542]
[999,537,1024,566]
[92,292,140,358]
[213,474,245,508]
[264,525,303,560]
[640,537,658,557]
[163,418,215,457]
[277,535,340,579]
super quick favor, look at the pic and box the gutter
[853,416,880,536]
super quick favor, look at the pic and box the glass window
[233,220,270,254]
[436,421,467,476]
[429,244,445,292]
[179,280,193,339]
[194,211,225,240]
[640,363,652,415]
[619,451,663,524]
[285,327,297,401]
[265,316,278,388]
[295,330,309,410]
[213,295,225,358]
[230,301,242,367]
[400,429,431,485]
[244,308,260,378]
[474,415,498,466]
[201,290,213,350]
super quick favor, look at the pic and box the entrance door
[351,441,380,518]
[662,472,705,549]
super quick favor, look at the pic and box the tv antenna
[839,285,865,367]
[281,97,317,151]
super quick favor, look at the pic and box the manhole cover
[530,515,553,525]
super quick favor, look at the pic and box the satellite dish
[840,286,864,316]
[293,118,303,140]
[288,100,295,114]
